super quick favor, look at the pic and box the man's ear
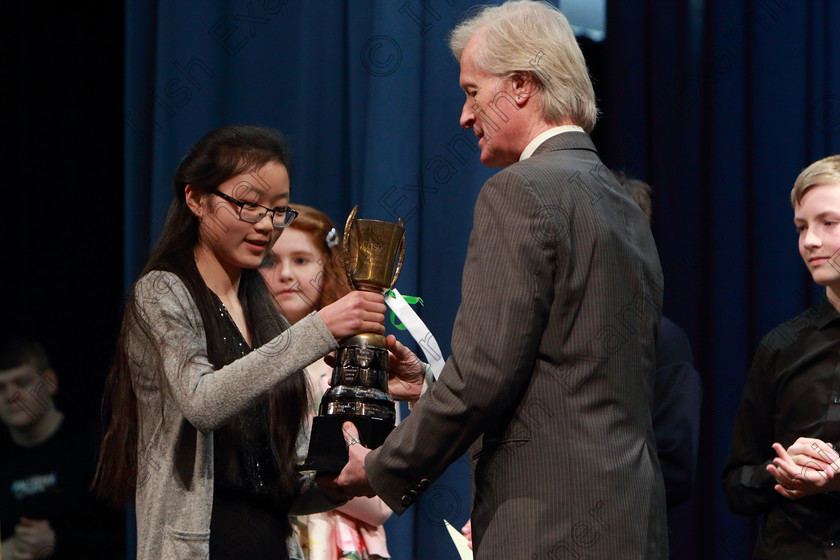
[184,184,204,217]
[511,71,537,106]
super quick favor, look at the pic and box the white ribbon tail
[385,288,445,380]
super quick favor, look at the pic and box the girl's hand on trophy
[318,291,386,339]
[386,335,425,403]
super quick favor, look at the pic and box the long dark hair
[94,125,308,504]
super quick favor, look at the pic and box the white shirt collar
[519,125,585,161]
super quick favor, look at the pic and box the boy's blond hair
[791,155,840,207]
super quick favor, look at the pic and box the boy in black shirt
[0,338,124,559]
[723,155,840,559]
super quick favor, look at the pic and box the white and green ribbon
[385,288,445,380]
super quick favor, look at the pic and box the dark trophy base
[299,414,394,473]
[300,333,397,474]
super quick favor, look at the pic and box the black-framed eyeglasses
[208,190,298,229]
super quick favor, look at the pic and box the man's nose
[460,101,475,129]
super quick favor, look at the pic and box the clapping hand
[10,518,56,560]
[766,437,840,499]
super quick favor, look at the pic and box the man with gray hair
[334,2,668,557]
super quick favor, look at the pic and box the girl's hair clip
[325,227,339,249]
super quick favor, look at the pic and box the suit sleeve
[365,169,561,513]
[721,338,781,515]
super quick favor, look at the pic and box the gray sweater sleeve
[131,270,338,433]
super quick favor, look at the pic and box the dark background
[3,3,125,431]
[5,1,840,559]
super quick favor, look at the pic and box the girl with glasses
[94,125,388,560]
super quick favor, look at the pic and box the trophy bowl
[300,206,405,473]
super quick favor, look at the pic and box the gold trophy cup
[301,205,405,472]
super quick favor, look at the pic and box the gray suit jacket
[366,132,668,558]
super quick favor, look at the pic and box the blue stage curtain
[602,1,840,558]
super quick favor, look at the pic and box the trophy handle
[390,218,406,290]
[343,205,359,290]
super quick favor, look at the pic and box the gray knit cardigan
[128,271,341,559]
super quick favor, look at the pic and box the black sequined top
[209,291,283,504]
[207,291,292,559]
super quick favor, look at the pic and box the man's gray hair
[449,0,598,133]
